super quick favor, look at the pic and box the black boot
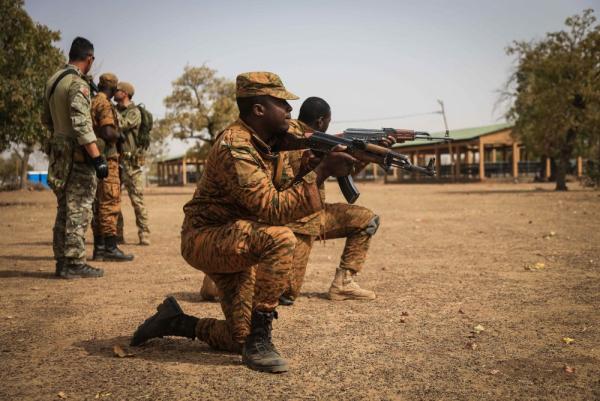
[116,213,125,244]
[278,294,295,306]
[104,236,134,262]
[242,310,288,373]
[131,296,199,346]
[60,263,104,279]
[54,258,65,277]
[92,235,105,261]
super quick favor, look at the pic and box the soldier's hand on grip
[92,155,109,179]
[315,144,358,183]
[377,135,398,148]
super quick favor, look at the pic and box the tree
[503,9,600,190]
[0,0,65,189]
[160,65,238,146]
[0,152,32,190]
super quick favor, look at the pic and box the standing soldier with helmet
[115,82,151,246]
[41,37,108,279]
[90,73,134,262]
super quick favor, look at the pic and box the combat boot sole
[327,290,376,301]
[130,296,183,346]
[103,253,134,262]
[242,352,289,373]
[60,264,104,279]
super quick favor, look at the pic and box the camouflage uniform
[42,65,97,267]
[181,111,323,351]
[91,75,121,237]
[200,119,379,300]
[282,119,379,299]
[117,91,150,243]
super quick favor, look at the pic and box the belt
[73,147,86,162]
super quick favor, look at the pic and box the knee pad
[362,215,380,236]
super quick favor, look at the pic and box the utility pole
[437,99,449,134]
[437,99,454,180]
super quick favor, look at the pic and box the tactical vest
[44,66,87,190]
[45,66,83,142]
[119,103,143,165]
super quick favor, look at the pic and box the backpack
[135,103,153,151]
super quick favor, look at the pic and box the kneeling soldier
[130,72,356,373]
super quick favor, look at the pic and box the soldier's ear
[316,116,324,130]
[252,103,265,117]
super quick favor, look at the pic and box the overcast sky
[25,0,598,158]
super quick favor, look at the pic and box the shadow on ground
[0,255,54,262]
[74,336,241,367]
[169,291,206,303]
[145,192,193,197]
[0,270,57,279]
[439,189,589,195]
[6,241,53,247]
[299,291,329,300]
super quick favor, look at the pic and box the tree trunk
[555,157,568,191]
[555,129,576,191]
[19,148,32,190]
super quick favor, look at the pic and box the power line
[332,110,442,124]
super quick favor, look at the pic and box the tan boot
[328,268,376,301]
[139,232,150,246]
[200,275,220,302]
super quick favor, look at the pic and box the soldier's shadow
[299,291,329,300]
[169,291,204,303]
[0,255,54,262]
[74,336,241,367]
[0,269,57,279]
[7,241,53,247]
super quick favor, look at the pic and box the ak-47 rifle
[280,131,436,204]
[339,127,452,143]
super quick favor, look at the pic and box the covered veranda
[156,154,205,186]
[380,123,584,183]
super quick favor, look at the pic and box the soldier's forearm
[84,142,101,158]
[99,125,120,142]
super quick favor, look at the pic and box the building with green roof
[376,122,582,182]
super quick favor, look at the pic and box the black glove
[92,155,109,179]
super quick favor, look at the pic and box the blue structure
[27,171,49,188]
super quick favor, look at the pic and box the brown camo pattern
[284,202,376,298]
[182,119,322,230]
[92,159,121,236]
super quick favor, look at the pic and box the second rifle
[280,131,436,204]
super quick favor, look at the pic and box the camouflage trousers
[52,162,97,265]
[119,160,149,237]
[285,202,377,299]
[92,158,121,237]
[181,220,296,353]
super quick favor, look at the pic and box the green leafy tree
[160,65,238,146]
[0,0,65,189]
[504,9,600,190]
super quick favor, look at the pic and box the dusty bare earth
[0,181,599,401]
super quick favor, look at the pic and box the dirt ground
[0,181,599,401]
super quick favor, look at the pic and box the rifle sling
[48,69,79,99]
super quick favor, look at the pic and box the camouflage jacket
[42,64,96,146]
[182,119,323,230]
[91,92,119,159]
[117,102,141,156]
[279,119,326,236]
